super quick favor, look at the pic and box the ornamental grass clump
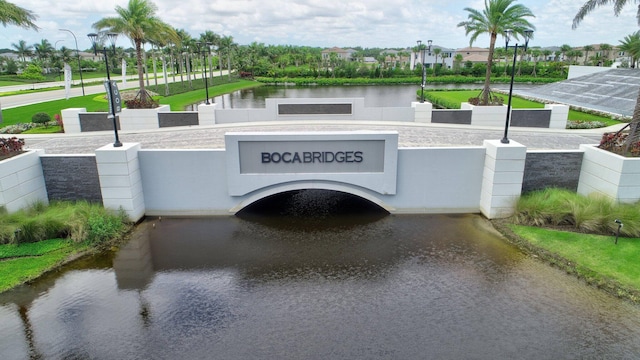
[0,201,130,245]
[514,188,640,237]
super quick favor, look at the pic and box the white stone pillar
[60,108,86,134]
[411,101,433,123]
[95,143,145,222]
[480,139,527,219]
[546,104,569,129]
[0,149,48,213]
[198,103,217,126]
[463,102,508,127]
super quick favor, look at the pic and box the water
[202,83,540,109]
[1,191,639,359]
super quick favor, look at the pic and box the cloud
[1,0,637,51]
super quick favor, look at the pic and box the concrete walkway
[19,120,612,155]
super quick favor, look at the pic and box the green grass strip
[0,238,73,259]
[160,79,262,111]
[424,90,618,125]
[510,225,640,291]
[0,248,75,292]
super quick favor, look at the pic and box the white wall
[138,146,486,216]
[0,150,48,213]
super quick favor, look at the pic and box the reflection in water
[201,84,539,110]
[1,203,640,358]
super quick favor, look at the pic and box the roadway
[0,70,228,109]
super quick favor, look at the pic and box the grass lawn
[160,79,262,111]
[0,79,263,128]
[0,80,26,87]
[509,225,640,294]
[0,239,81,293]
[425,90,619,126]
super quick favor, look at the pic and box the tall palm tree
[457,0,535,105]
[619,31,640,67]
[573,0,640,28]
[218,35,236,81]
[433,47,441,76]
[573,0,640,154]
[583,44,594,65]
[0,0,38,30]
[33,39,53,70]
[200,30,220,81]
[11,39,32,64]
[93,0,179,103]
[1,1,37,123]
[600,43,612,62]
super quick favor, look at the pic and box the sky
[1,0,638,52]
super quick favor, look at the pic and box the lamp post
[416,39,432,103]
[88,32,122,147]
[196,41,212,105]
[501,29,533,144]
[60,29,85,96]
[54,40,64,81]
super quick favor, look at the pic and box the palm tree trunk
[623,88,640,154]
[482,33,497,105]
[227,52,231,81]
[135,40,147,102]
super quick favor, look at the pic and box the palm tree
[433,47,441,76]
[218,35,236,81]
[11,39,32,64]
[619,31,640,67]
[33,39,53,70]
[1,0,38,124]
[573,0,640,28]
[457,0,535,105]
[573,0,640,154]
[93,0,179,103]
[582,45,594,65]
[600,43,612,62]
[0,0,38,30]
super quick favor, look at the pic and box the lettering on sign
[261,151,363,164]
[238,140,384,174]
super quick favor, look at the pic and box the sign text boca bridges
[225,132,398,196]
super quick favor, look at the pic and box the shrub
[0,201,131,245]
[31,112,51,124]
[514,188,640,237]
[0,137,24,160]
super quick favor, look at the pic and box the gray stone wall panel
[41,156,103,203]
[522,151,583,193]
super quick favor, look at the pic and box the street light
[60,29,85,96]
[88,32,122,147]
[416,39,432,103]
[501,29,533,144]
[196,41,212,105]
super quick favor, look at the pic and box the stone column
[480,139,527,219]
[95,143,145,222]
[60,108,86,134]
[411,102,433,123]
[546,104,569,129]
[197,103,217,126]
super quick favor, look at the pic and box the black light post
[88,32,122,147]
[416,39,432,103]
[60,29,85,96]
[196,41,212,105]
[501,29,533,144]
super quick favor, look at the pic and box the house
[321,47,357,61]
[411,45,457,70]
[456,47,490,64]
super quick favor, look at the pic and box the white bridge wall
[138,147,486,216]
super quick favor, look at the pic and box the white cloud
[1,0,637,51]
